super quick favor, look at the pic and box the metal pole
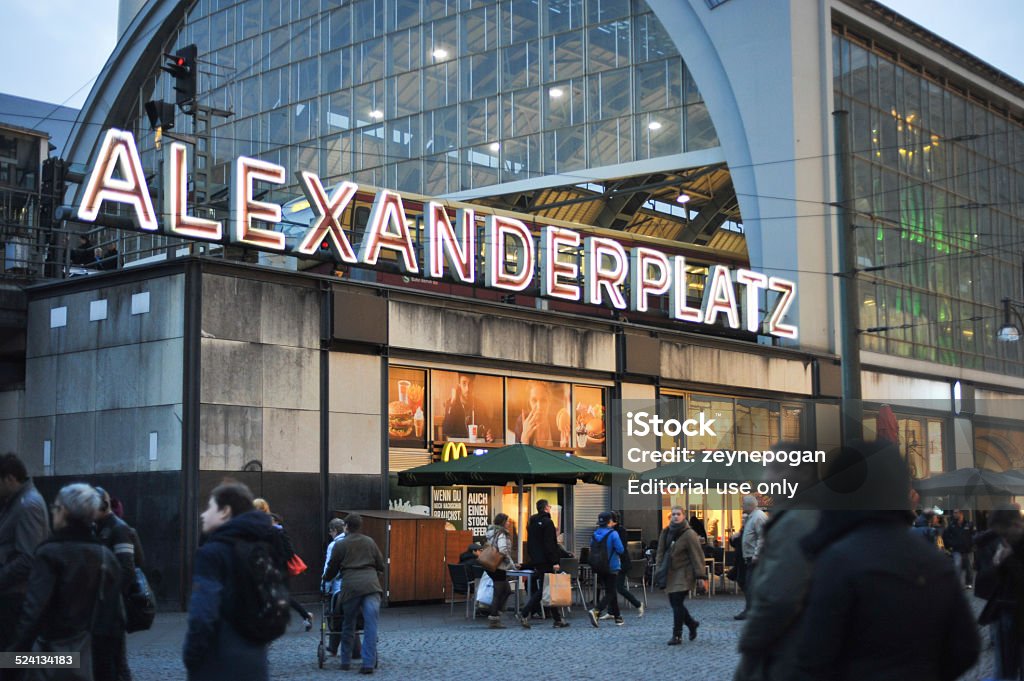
[834,110,863,442]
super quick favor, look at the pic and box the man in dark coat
[0,453,49,657]
[183,482,279,681]
[944,509,975,587]
[517,499,567,627]
[94,486,137,681]
[793,508,980,681]
[323,513,385,674]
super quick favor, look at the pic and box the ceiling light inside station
[549,87,564,98]
[675,193,691,204]
[648,120,662,130]
[432,48,449,60]
[369,109,384,119]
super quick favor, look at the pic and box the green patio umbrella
[398,443,635,556]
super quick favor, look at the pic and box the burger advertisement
[388,367,426,447]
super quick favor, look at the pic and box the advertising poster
[572,384,607,458]
[430,370,503,444]
[506,378,572,449]
[431,486,465,530]
[388,366,427,449]
[465,487,491,540]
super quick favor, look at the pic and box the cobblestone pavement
[128,590,996,680]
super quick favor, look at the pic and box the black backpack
[227,537,291,643]
[588,532,614,575]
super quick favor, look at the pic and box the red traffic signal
[161,44,198,109]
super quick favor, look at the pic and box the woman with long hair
[483,513,516,628]
[253,498,313,631]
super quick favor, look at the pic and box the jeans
[743,559,756,611]
[327,592,360,658]
[952,551,973,587]
[487,569,511,617]
[668,590,697,637]
[520,570,564,622]
[595,572,620,617]
[615,571,641,608]
[340,593,379,670]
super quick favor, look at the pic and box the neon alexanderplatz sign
[76,128,798,339]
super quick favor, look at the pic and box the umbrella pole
[518,477,524,564]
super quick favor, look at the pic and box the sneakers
[552,620,570,628]
[614,617,624,626]
[599,613,615,620]
[303,616,313,632]
[359,668,374,675]
[667,636,682,646]
[487,616,506,629]
[587,609,600,628]
[637,603,645,618]
[516,613,532,629]
[733,610,747,621]
[688,620,700,640]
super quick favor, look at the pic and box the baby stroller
[317,592,378,669]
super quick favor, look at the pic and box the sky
[0,0,1020,110]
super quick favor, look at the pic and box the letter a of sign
[295,172,358,262]
[78,129,158,231]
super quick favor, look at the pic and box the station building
[1,0,1022,605]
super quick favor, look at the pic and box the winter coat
[183,510,279,681]
[793,515,979,681]
[10,523,122,651]
[591,526,625,573]
[0,479,49,598]
[525,511,560,570]
[323,532,385,604]
[735,510,819,681]
[942,519,974,554]
[655,521,705,594]
[742,508,767,561]
[484,525,515,571]
[95,513,137,599]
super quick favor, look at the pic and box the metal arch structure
[65,0,187,190]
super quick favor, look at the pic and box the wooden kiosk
[335,510,471,605]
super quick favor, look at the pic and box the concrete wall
[660,341,814,396]
[199,274,321,473]
[19,275,184,476]
[388,299,616,373]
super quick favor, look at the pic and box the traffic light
[161,44,197,110]
[39,158,67,228]
[144,100,176,131]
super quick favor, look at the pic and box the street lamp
[997,298,1023,342]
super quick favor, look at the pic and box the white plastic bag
[476,572,494,606]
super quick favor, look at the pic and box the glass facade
[128,0,717,203]
[833,29,1024,376]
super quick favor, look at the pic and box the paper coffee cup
[467,424,478,441]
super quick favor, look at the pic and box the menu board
[431,486,465,530]
[388,367,427,448]
[465,487,491,540]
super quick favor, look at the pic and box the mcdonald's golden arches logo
[441,441,469,462]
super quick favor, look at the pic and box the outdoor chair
[446,563,478,618]
[625,558,648,608]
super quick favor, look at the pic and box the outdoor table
[507,568,533,613]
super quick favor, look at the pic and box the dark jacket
[613,525,632,571]
[525,511,560,570]
[10,523,122,651]
[183,511,278,681]
[942,519,974,554]
[458,550,479,566]
[794,514,979,681]
[735,510,819,681]
[0,479,50,598]
[323,532,385,604]
[95,513,137,598]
